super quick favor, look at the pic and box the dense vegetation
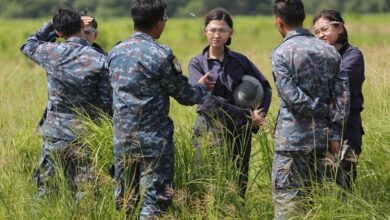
[0,14,389,219]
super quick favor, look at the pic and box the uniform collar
[132,32,155,42]
[338,42,350,56]
[282,27,313,42]
[202,45,235,60]
[66,37,89,46]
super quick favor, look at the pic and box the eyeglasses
[84,28,96,35]
[312,21,341,36]
[205,26,232,35]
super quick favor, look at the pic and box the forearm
[276,77,329,118]
[20,21,58,64]
[272,57,328,118]
[329,69,350,141]
[21,22,56,53]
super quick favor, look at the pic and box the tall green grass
[0,15,389,219]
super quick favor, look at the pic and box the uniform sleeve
[158,54,207,105]
[188,57,205,86]
[271,55,329,118]
[328,66,350,141]
[20,21,58,69]
[98,67,113,116]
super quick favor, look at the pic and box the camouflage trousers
[113,153,174,219]
[271,150,327,220]
[33,136,93,200]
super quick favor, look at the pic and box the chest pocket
[223,61,245,92]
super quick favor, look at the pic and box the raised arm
[20,21,58,68]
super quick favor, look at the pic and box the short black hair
[273,0,305,27]
[52,7,82,37]
[313,9,348,44]
[204,7,233,46]
[131,0,167,30]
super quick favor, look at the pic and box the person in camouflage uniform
[105,0,213,218]
[270,0,350,219]
[36,13,107,132]
[20,8,112,198]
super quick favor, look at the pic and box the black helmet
[233,75,264,109]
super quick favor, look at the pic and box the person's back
[106,1,213,218]
[270,1,349,219]
[272,28,343,151]
[20,7,111,197]
[108,32,204,156]
[22,31,108,140]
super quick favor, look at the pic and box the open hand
[329,140,340,155]
[81,16,94,27]
[198,72,215,91]
[250,109,265,129]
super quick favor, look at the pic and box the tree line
[1,0,390,18]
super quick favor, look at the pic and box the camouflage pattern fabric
[270,28,350,219]
[272,150,327,220]
[271,28,350,152]
[106,32,207,217]
[20,21,111,197]
[107,32,206,158]
[113,153,174,218]
[21,22,111,141]
[33,137,93,200]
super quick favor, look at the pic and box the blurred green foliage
[1,0,390,18]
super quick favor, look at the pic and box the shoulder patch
[169,55,182,75]
[173,57,182,73]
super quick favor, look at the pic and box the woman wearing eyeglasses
[313,9,365,190]
[188,7,272,198]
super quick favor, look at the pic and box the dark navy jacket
[188,46,272,133]
[339,43,365,150]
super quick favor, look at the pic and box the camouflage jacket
[106,32,207,157]
[21,22,112,141]
[271,28,350,151]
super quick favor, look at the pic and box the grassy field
[0,14,390,219]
